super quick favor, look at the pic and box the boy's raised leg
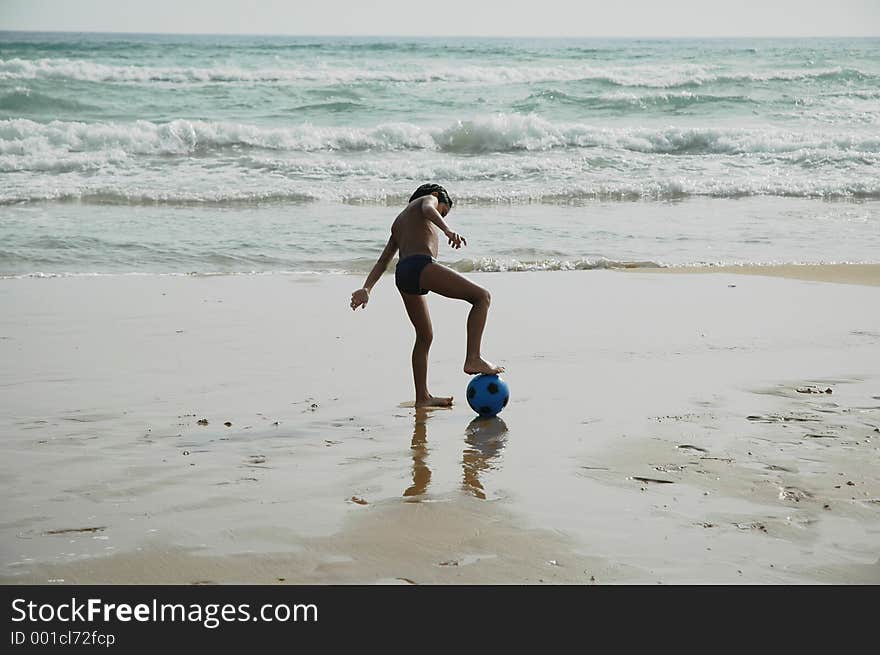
[419,263,504,375]
[400,293,453,407]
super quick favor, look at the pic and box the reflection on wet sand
[462,416,508,499]
[403,411,509,501]
[403,408,432,499]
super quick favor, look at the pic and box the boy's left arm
[351,235,398,310]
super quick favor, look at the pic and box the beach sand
[1,267,879,584]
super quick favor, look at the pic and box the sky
[0,0,878,37]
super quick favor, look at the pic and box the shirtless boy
[350,183,504,408]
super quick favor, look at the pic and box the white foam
[0,118,436,157]
[3,116,878,157]
[462,258,663,272]
[3,177,879,206]
[2,57,874,88]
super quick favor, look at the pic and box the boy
[350,183,504,408]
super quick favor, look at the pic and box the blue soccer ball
[466,374,510,417]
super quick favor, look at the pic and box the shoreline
[4,263,880,284]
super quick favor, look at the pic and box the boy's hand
[350,287,369,310]
[445,229,467,249]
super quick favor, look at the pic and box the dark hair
[409,183,453,208]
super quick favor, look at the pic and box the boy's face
[431,191,451,217]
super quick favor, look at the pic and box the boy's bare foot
[464,357,505,375]
[415,395,454,408]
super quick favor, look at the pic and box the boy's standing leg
[400,293,453,407]
[419,263,504,375]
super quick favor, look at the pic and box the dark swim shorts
[395,254,434,295]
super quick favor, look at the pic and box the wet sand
[1,268,879,584]
[645,263,880,286]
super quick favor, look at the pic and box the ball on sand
[466,374,510,417]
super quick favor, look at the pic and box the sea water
[1,32,878,275]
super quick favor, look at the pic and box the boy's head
[410,183,453,216]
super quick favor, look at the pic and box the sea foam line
[2,116,879,158]
[1,57,876,88]
[3,180,880,206]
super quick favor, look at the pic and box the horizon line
[1,29,878,40]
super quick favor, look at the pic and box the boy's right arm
[351,235,398,310]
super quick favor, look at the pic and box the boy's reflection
[403,408,432,498]
[402,410,508,500]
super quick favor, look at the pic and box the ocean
[1,31,878,276]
